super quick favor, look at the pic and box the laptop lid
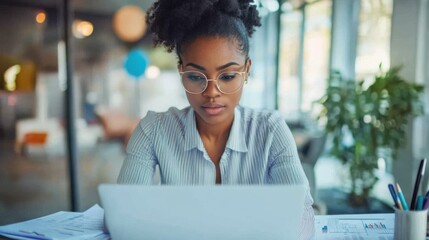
[98,184,306,240]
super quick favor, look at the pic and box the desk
[1,213,428,240]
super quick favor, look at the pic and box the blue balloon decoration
[124,49,149,79]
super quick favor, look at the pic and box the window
[278,0,332,120]
[301,1,332,114]
[278,9,302,119]
[355,0,393,80]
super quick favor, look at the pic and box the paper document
[314,213,395,240]
[0,204,110,240]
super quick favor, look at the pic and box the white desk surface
[1,209,428,240]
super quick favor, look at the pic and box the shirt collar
[184,107,248,153]
[225,107,248,152]
[184,109,204,151]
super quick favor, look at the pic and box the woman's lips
[201,104,226,115]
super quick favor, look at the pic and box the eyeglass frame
[178,62,249,95]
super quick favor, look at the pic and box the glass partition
[0,3,69,224]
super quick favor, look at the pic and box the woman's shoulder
[144,106,191,118]
[139,106,191,128]
[238,106,285,128]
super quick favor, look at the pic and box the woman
[117,0,314,238]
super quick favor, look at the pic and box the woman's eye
[186,74,205,81]
[219,73,238,81]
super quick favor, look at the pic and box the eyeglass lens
[181,71,244,94]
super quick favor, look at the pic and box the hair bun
[237,0,261,37]
[147,0,218,52]
[147,0,261,52]
[215,0,241,17]
[215,0,260,37]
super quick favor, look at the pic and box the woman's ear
[245,58,252,80]
[246,58,252,74]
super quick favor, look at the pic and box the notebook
[98,184,306,240]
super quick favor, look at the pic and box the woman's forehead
[180,36,246,65]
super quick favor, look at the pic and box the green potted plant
[317,65,425,206]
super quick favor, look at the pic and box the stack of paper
[0,205,110,240]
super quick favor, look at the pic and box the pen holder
[427,210,429,238]
[394,208,427,240]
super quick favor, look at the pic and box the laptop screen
[99,184,306,240]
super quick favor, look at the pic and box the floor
[0,138,124,225]
[0,139,395,226]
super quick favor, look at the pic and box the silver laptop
[98,184,306,240]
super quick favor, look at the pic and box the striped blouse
[117,106,315,239]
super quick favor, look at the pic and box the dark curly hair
[146,0,261,61]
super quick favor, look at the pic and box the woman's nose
[203,80,221,98]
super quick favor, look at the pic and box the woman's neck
[195,115,233,142]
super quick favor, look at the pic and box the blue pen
[388,184,399,208]
[396,183,409,211]
[410,158,426,210]
[416,195,424,210]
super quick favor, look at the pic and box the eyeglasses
[179,66,248,94]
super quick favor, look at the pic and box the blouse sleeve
[268,118,315,240]
[117,112,158,184]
